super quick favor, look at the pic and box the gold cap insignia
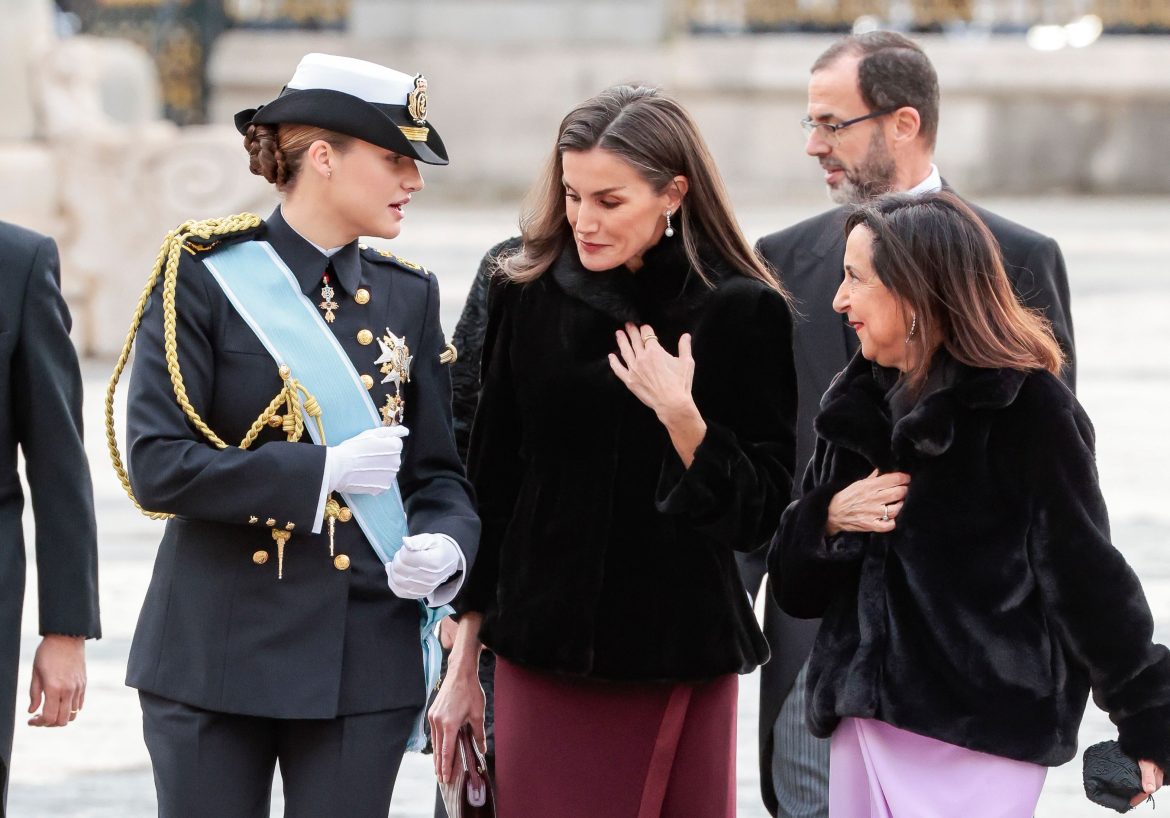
[407,74,428,125]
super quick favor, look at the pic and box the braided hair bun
[244,123,288,187]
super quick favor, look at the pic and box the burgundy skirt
[493,657,737,818]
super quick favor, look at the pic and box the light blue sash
[204,240,447,751]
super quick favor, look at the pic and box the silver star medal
[374,329,412,425]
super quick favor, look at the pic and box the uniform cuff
[311,450,331,535]
[425,534,466,607]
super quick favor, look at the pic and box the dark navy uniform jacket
[125,208,478,719]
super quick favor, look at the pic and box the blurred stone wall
[0,0,273,356]
[209,30,1170,205]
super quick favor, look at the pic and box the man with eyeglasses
[744,31,1076,818]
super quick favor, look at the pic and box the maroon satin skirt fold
[493,657,737,818]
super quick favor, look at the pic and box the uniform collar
[263,206,363,296]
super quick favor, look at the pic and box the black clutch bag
[1083,740,1148,813]
[438,724,496,818]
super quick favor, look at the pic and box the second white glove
[386,533,462,600]
[325,425,410,496]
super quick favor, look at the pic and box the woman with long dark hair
[771,190,1168,815]
[429,85,797,816]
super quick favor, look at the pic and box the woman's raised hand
[826,469,911,536]
[609,323,708,466]
[608,322,696,419]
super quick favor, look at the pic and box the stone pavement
[8,197,1169,817]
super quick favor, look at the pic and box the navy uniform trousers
[141,692,416,818]
[125,209,479,818]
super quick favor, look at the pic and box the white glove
[386,533,462,600]
[325,425,410,496]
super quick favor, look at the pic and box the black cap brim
[235,88,448,165]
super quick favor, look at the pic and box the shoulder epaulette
[179,213,264,256]
[359,243,431,277]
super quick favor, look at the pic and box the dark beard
[831,130,898,205]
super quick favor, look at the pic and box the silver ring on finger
[881,504,890,522]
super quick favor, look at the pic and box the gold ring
[641,334,658,343]
[70,709,79,715]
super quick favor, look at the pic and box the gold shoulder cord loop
[105,213,327,519]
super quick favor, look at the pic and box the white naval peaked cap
[286,53,418,107]
[234,52,448,165]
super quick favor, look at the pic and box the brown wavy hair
[844,190,1064,388]
[244,123,352,192]
[503,85,782,294]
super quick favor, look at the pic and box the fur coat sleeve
[1028,401,1170,768]
[654,280,797,551]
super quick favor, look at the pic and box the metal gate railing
[686,0,1170,32]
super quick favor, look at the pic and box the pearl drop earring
[664,210,675,238]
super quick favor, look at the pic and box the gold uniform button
[334,554,351,571]
[357,329,374,346]
[338,507,352,523]
[360,374,374,390]
[253,550,269,565]
[355,288,371,305]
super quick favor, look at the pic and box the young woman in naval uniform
[109,53,479,818]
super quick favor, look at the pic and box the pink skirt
[829,717,1047,818]
[493,657,737,818]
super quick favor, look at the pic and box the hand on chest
[511,292,724,429]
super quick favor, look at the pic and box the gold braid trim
[105,213,326,519]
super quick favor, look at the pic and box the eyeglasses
[800,109,896,145]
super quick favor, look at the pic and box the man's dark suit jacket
[0,222,101,815]
[749,197,1076,816]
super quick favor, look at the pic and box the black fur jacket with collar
[458,237,797,683]
[770,350,1170,769]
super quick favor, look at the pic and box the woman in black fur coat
[429,85,797,817]
[771,190,1168,815]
